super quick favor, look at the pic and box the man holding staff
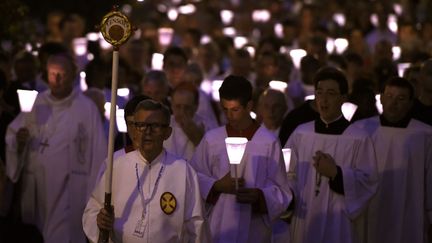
[82,100,210,242]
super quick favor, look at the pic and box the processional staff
[97,6,133,243]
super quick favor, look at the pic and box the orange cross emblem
[160,192,176,215]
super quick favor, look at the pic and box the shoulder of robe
[410,119,432,134]
[345,122,372,139]
[293,120,315,134]
[164,151,191,170]
[252,126,278,143]
[203,126,225,141]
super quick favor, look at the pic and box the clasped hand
[313,150,337,179]
[16,128,30,154]
[213,173,262,204]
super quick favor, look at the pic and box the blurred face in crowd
[221,99,252,129]
[171,89,197,123]
[125,115,140,149]
[315,79,346,122]
[257,90,287,130]
[381,85,413,123]
[231,54,253,78]
[256,55,278,80]
[420,62,432,92]
[141,79,169,103]
[134,109,171,161]
[163,55,187,88]
[47,55,75,99]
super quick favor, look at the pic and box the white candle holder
[282,148,292,173]
[225,137,248,190]
[17,89,38,113]
[341,102,358,122]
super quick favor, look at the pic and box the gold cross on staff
[39,138,49,154]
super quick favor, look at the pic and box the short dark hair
[135,99,171,125]
[219,75,252,106]
[313,66,348,95]
[163,46,188,63]
[383,77,415,99]
[124,94,151,119]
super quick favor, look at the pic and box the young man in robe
[5,53,107,243]
[353,77,432,243]
[190,75,293,243]
[285,67,378,243]
[83,100,211,242]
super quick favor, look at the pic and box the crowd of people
[0,0,431,242]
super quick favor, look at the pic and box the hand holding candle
[225,137,247,190]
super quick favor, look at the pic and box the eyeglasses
[134,122,169,132]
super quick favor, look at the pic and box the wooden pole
[98,47,119,243]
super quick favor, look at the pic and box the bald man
[256,88,289,137]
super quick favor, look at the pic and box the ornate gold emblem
[160,192,176,215]
[99,7,132,47]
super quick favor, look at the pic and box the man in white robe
[5,53,107,243]
[256,88,289,137]
[83,100,211,243]
[164,82,215,161]
[285,67,378,243]
[353,77,432,243]
[190,75,293,243]
[183,62,219,128]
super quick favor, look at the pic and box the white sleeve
[184,163,212,243]
[189,137,218,200]
[5,113,27,183]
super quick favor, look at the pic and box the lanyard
[135,153,165,218]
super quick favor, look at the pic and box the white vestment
[6,88,107,243]
[164,115,215,161]
[196,90,219,128]
[190,125,293,243]
[353,117,432,243]
[83,150,211,243]
[285,121,378,243]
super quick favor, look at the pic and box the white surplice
[353,117,432,243]
[196,90,219,128]
[5,88,107,243]
[83,150,211,243]
[285,121,378,243]
[164,115,215,161]
[189,125,293,243]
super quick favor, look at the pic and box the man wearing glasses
[284,67,378,243]
[83,100,211,243]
